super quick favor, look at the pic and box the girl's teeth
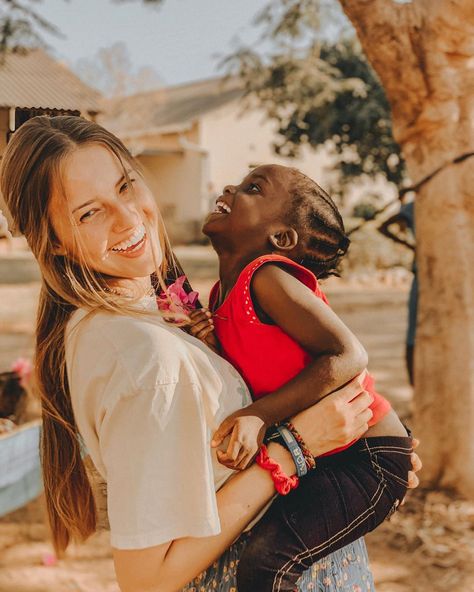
[214,201,231,214]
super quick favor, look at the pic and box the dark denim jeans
[237,435,412,592]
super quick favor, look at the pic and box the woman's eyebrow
[72,171,132,213]
[72,199,96,214]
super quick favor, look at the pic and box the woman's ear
[52,242,67,256]
[269,228,299,251]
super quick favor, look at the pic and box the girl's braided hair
[286,168,350,279]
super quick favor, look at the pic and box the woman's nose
[112,201,141,233]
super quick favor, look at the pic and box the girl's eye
[247,183,261,193]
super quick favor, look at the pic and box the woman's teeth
[111,225,146,252]
[214,201,231,214]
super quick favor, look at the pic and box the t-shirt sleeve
[67,313,224,550]
[100,380,221,549]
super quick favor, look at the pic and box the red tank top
[209,254,391,456]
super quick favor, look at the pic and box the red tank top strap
[229,255,327,323]
[209,281,220,310]
[241,254,319,291]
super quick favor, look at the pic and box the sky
[39,0,270,86]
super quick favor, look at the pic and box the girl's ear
[269,228,299,251]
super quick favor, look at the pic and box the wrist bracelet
[282,421,316,471]
[256,444,299,495]
[276,426,308,477]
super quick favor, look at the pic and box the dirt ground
[1,246,473,592]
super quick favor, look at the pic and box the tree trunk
[340,0,474,496]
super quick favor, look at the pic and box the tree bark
[341,0,474,496]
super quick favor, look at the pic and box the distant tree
[0,0,164,59]
[352,200,378,220]
[226,37,404,194]
[221,2,405,195]
[0,0,60,56]
[74,42,162,97]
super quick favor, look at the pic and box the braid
[286,169,349,279]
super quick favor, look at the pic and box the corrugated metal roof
[0,49,101,112]
[100,76,243,137]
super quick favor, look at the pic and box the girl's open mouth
[212,200,232,214]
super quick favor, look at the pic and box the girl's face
[49,143,160,287]
[202,164,292,248]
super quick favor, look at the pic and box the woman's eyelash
[79,209,98,222]
[248,183,261,192]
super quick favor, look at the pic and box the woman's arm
[113,379,372,592]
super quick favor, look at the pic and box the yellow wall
[139,145,207,242]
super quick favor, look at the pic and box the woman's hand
[291,373,373,457]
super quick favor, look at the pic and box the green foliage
[223,0,406,193]
[0,0,60,56]
[352,200,379,220]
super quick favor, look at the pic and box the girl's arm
[113,381,373,592]
[246,263,369,426]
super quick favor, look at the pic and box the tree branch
[339,0,401,42]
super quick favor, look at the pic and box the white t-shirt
[65,298,253,550]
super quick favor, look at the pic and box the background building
[0,49,101,223]
[100,77,340,243]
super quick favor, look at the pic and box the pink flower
[11,357,32,387]
[41,552,57,567]
[157,276,199,316]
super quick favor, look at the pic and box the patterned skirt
[182,535,375,591]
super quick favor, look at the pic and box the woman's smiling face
[49,143,160,285]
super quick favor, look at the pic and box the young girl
[191,164,413,591]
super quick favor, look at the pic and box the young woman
[0,116,420,592]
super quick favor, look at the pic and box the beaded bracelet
[282,420,316,471]
[256,444,299,495]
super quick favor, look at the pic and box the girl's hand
[401,438,422,505]
[291,373,373,457]
[188,308,220,353]
[212,410,267,471]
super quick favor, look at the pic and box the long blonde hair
[0,115,175,553]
